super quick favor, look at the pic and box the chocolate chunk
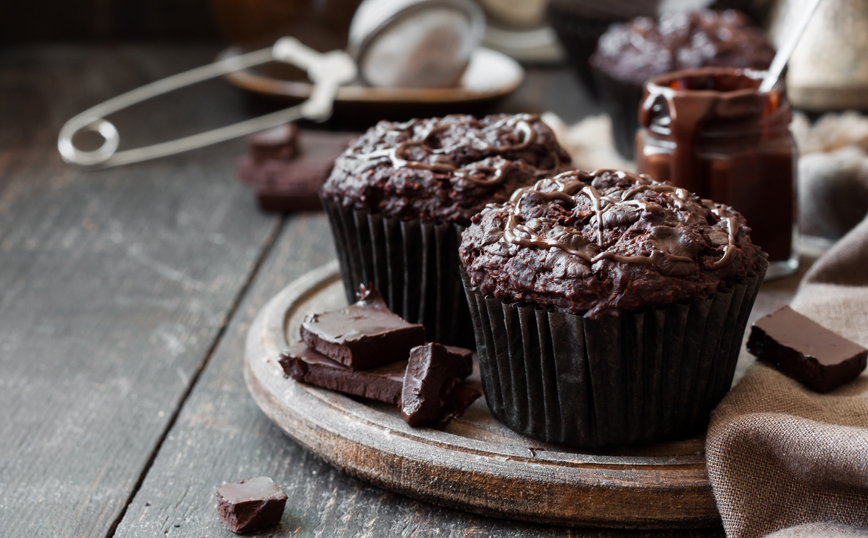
[401,343,481,427]
[245,158,331,212]
[300,285,426,369]
[443,345,473,378]
[279,343,407,404]
[237,131,356,213]
[747,306,868,393]
[216,477,287,534]
[248,123,298,162]
[427,385,482,430]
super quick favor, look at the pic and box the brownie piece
[237,131,357,213]
[591,10,775,86]
[300,285,426,369]
[459,169,758,319]
[248,123,298,162]
[247,159,331,212]
[401,343,481,427]
[279,343,407,404]
[747,306,868,393]
[216,477,287,534]
[320,114,572,225]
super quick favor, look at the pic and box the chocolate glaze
[591,10,775,86]
[637,68,795,262]
[321,114,572,224]
[460,169,757,319]
[300,285,426,370]
[501,169,738,270]
[401,343,481,428]
[216,477,287,534]
[747,306,868,393]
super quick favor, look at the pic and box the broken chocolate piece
[256,159,331,213]
[747,306,868,393]
[443,345,473,378]
[300,285,426,370]
[237,130,357,213]
[279,343,407,404]
[248,123,298,162]
[280,342,473,404]
[401,343,481,427]
[216,477,287,534]
[427,385,482,430]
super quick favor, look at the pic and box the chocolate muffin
[460,169,767,447]
[321,113,571,346]
[590,10,775,159]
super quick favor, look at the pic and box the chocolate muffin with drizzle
[460,169,768,448]
[320,113,571,347]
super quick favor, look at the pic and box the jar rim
[644,67,783,98]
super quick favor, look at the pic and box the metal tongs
[57,38,357,169]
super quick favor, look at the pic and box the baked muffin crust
[321,114,572,224]
[459,169,758,319]
[591,10,775,86]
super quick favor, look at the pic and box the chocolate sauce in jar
[636,68,798,275]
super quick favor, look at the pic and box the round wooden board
[244,261,721,529]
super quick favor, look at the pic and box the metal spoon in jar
[758,0,823,93]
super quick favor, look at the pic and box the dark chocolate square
[747,306,868,393]
[300,287,426,369]
[216,477,287,534]
[279,343,407,404]
[401,343,480,427]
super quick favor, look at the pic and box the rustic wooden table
[0,44,810,538]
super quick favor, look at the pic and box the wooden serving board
[244,261,721,529]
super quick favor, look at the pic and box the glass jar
[635,67,798,278]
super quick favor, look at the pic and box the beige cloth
[706,216,868,538]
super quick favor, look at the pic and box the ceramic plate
[219,46,524,106]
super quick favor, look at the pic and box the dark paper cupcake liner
[462,253,768,448]
[322,197,474,348]
[591,66,644,161]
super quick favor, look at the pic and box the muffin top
[320,114,572,224]
[459,169,758,319]
[591,10,775,86]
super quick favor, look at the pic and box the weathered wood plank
[0,45,279,538]
[111,213,725,538]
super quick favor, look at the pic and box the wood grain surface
[109,214,727,538]
[245,264,719,529]
[0,45,278,538]
[0,44,810,538]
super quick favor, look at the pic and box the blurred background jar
[636,67,798,278]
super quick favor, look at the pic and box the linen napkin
[706,216,868,538]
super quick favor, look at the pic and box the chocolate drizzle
[346,114,557,186]
[460,168,758,319]
[501,169,735,272]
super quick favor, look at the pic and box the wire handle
[57,38,357,169]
